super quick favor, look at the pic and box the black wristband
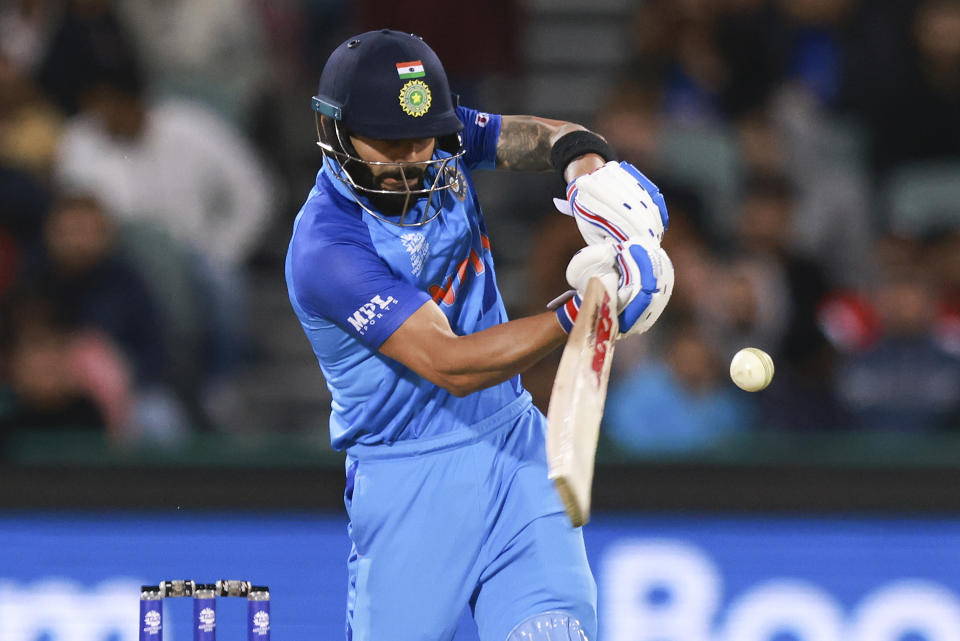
[550,130,617,178]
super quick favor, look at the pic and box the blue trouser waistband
[345,391,533,460]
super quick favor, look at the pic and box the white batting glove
[562,241,674,338]
[612,241,674,337]
[554,244,618,333]
[565,243,619,295]
[554,161,669,248]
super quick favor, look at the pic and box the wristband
[550,130,617,179]
[555,293,582,334]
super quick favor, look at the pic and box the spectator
[0,0,59,72]
[604,323,753,455]
[53,61,276,409]
[117,0,269,127]
[854,0,960,173]
[54,66,274,273]
[28,193,167,386]
[743,103,873,289]
[836,262,960,430]
[714,0,788,118]
[775,0,857,108]
[26,193,192,439]
[0,49,63,179]
[732,172,831,368]
[35,0,140,116]
[593,84,665,174]
[628,0,729,124]
[688,175,799,362]
[0,163,50,292]
[0,324,108,444]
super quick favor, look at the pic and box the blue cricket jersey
[285,106,528,450]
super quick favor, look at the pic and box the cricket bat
[546,276,618,528]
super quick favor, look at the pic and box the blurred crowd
[589,0,960,453]
[0,0,347,453]
[520,0,960,454]
[0,0,958,461]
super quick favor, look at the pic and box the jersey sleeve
[456,105,502,171]
[289,231,431,350]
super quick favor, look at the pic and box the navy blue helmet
[312,30,466,224]
[313,29,463,140]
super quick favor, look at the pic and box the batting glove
[563,241,673,338]
[554,161,669,248]
[553,244,618,333]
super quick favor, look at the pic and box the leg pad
[505,611,590,641]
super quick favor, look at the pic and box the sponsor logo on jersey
[399,80,431,117]
[396,60,425,79]
[475,112,490,127]
[400,232,429,276]
[347,294,398,334]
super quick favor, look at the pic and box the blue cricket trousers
[343,394,597,641]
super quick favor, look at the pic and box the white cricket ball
[729,347,775,392]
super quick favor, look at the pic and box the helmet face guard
[312,30,467,226]
[314,112,466,226]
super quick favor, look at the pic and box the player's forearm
[496,116,599,173]
[380,303,566,397]
[436,311,567,396]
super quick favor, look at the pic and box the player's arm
[495,115,608,182]
[380,301,566,397]
[379,240,671,397]
[496,115,670,250]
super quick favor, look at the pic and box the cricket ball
[729,347,775,392]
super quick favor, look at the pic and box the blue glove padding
[614,242,674,337]
[617,161,669,233]
[562,241,673,338]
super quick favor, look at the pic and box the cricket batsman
[285,29,673,641]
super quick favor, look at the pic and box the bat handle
[597,274,619,302]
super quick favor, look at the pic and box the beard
[343,159,428,217]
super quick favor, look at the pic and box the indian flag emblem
[396,60,425,79]
[399,80,432,117]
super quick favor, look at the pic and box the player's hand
[565,241,673,338]
[554,244,618,334]
[613,241,673,337]
[554,161,669,248]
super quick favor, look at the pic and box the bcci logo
[399,80,431,117]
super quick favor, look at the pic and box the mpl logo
[347,295,398,335]
[251,610,270,637]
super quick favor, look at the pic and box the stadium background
[1,0,959,639]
